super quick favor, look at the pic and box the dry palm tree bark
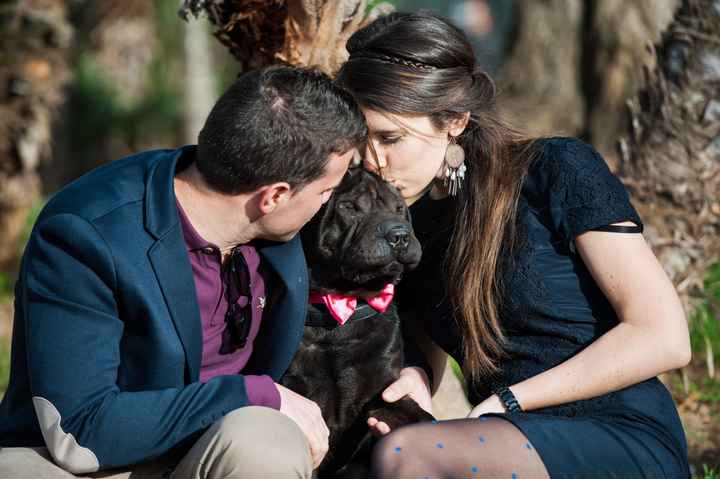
[617,0,720,310]
[179,0,393,75]
[496,0,680,164]
[0,0,72,273]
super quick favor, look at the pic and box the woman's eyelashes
[377,134,402,146]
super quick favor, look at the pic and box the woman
[335,11,691,479]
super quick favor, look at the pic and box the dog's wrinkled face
[302,168,422,293]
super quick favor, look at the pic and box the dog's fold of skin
[280,169,434,478]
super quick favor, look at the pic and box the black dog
[280,168,434,478]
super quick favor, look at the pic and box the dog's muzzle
[382,221,411,252]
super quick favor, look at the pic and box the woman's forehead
[360,108,439,137]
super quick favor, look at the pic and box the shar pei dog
[280,168,434,478]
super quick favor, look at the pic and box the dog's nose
[383,222,411,250]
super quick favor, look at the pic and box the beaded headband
[348,51,437,71]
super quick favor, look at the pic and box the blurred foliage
[0,273,13,302]
[60,0,184,181]
[700,464,719,479]
[68,51,182,147]
[689,263,720,382]
[681,375,720,405]
[0,200,43,301]
[367,0,395,11]
[449,355,463,382]
[0,341,8,396]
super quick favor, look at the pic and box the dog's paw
[367,396,435,430]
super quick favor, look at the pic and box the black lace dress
[398,138,689,478]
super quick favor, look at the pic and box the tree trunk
[183,16,216,143]
[0,0,73,274]
[497,0,679,155]
[585,0,680,169]
[496,0,587,137]
[496,0,719,311]
[617,0,720,310]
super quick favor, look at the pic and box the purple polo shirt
[176,200,280,409]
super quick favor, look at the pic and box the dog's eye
[396,204,406,214]
[338,201,357,212]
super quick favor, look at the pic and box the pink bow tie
[308,283,395,326]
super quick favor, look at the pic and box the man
[0,66,366,478]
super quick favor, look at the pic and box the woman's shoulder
[529,137,609,179]
[523,137,613,202]
[523,137,641,245]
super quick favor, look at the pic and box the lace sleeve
[542,138,643,252]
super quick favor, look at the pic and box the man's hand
[276,383,330,469]
[367,366,432,436]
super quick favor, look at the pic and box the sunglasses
[219,247,252,355]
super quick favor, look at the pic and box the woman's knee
[370,425,430,478]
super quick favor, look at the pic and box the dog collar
[308,284,395,326]
[305,300,397,328]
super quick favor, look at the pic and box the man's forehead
[319,149,354,187]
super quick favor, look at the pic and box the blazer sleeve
[21,213,254,473]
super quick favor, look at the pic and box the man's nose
[381,221,410,251]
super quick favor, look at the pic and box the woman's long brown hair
[336,11,538,381]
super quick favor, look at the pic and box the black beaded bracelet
[494,386,522,412]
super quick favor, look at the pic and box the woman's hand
[467,394,506,418]
[367,366,432,436]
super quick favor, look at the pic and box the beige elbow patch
[32,396,100,474]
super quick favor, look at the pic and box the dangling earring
[443,135,466,197]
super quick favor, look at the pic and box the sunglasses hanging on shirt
[219,247,253,355]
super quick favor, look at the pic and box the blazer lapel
[148,231,203,383]
[144,146,203,383]
[246,236,308,380]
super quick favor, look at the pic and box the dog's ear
[301,200,336,262]
[346,166,362,178]
[336,166,367,195]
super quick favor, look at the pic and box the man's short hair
[196,66,367,194]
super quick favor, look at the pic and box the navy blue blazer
[0,146,308,473]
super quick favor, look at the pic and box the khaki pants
[0,406,313,479]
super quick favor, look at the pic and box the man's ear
[448,111,471,137]
[257,182,292,215]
